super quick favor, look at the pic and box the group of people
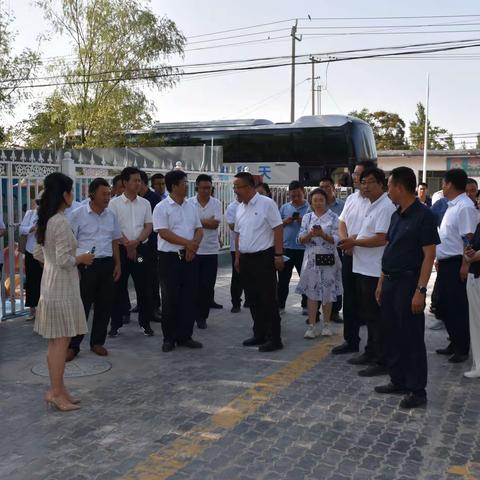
[26,160,480,412]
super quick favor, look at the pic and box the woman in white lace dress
[34,172,94,412]
[296,188,343,339]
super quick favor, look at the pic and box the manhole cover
[31,356,112,377]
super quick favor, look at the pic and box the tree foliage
[33,0,185,147]
[409,102,454,150]
[349,109,409,150]
[0,8,41,145]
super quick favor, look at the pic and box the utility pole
[317,82,322,115]
[290,20,302,122]
[310,56,320,115]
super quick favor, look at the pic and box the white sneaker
[428,319,444,330]
[321,326,333,336]
[304,324,317,339]
[464,370,480,378]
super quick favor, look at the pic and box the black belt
[94,257,113,262]
[158,250,186,260]
[383,270,418,280]
[240,247,274,257]
[438,255,463,263]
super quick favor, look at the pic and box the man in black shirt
[140,171,162,320]
[375,167,440,409]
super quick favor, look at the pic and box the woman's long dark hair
[36,172,73,245]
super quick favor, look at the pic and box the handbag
[18,235,28,254]
[315,254,335,266]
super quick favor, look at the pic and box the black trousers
[70,258,115,350]
[277,248,307,309]
[342,254,361,347]
[158,251,199,343]
[381,273,427,396]
[197,254,218,322]
[436,256,470,355]
[332,248,344,314]
[357,273,386,365]
[230,252,244,307]
[146,247,161,310]
[111,245,153,330]
[25,251,42,308]
[240,248,281,343]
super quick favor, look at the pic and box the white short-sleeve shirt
[353,193,396,278]
[188,196,222,255]
[153,196,202,252]
[338,191,370,237]
[108,193,152,242]
[437,193,479,260]
[234,193,282,253]
[225,200,240,252]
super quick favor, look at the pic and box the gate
[0,149,234,320]
[0,150,61,319]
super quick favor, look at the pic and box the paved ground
[1,264,480,480]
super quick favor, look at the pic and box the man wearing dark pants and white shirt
[332,160,374,355]
[435,169,478,363]
[153,170,204,352]
[67,178,122,360]
[234,172,284,352]
[108,167,154,337]
[226,198,245,313]
[189,174,222,329]
[340,167,396,377]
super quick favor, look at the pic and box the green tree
[409,102,453,150]
[35,0,185,147]
[0,8,41,145]
[18,92,70,148]
[349,109,409,150]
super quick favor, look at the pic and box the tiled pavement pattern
[1,260,480,480]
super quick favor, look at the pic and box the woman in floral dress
[296,188,343,338]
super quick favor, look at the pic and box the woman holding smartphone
[296,188,343,338]
[34,172,95,411]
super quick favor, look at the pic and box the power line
[3,37,480,87]
[4,39,480,91]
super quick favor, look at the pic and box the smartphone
[462,236,471,247]
[292,211,300,219]
[312,224,322,230]
[89,246,96,254]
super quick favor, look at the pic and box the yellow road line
[448,463,480,479]
[122,336,340,480]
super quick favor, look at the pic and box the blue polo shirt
[328,198,345,216]
[382,199,440,275]
[279,201,310,250]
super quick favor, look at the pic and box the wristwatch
[417,286,427,295]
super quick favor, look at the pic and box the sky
[3,0,480,147]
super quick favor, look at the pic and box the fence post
[60,151,76,179]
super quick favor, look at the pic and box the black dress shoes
[122,313,131,325]
[448,353,469,363]
[436,344,454,355]
[162,341,175,352]
[348,352,373,365]
[258,341,283,352]
[210,301,223,309]
[399,393,427,409]
[374,382,407,394]
[242,337,265,347]
[358,365,388,377]
[178,339,203,348]
[331,342,359,355]
[196,320,207,329]
[231,305,241,313]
